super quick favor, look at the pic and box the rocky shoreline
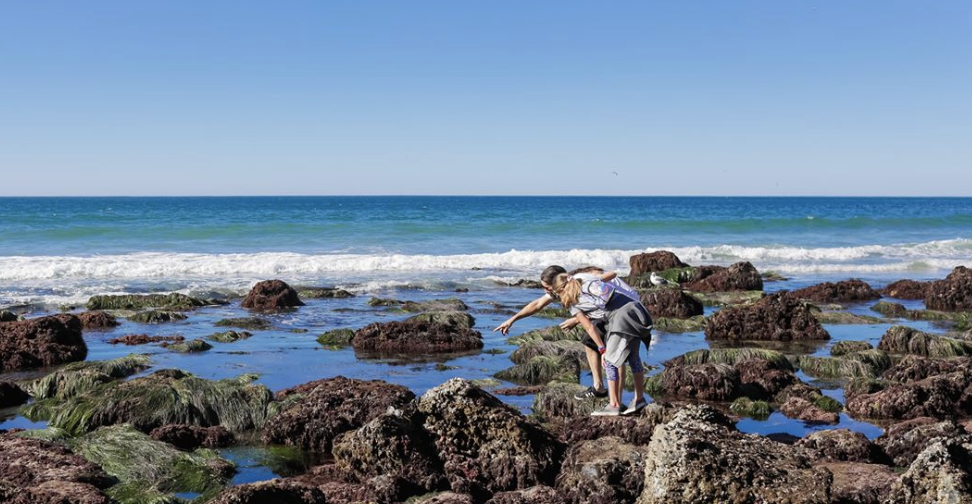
[2,256,972,503]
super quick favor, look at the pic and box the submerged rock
[555,436,648,504]
[78,310,119,329]
[150,424,235,450]
[871,300,908,318]
[682,261,764,293]
[317,328,355,347]
[0,314,86,372]
[352,312,482,354]
[215,317,272,330]
[0,433,114,504]
[638,289,703,319]
[262,376,415,453]
[127,310,188,324]
[638,405,831,504]
[629,251,687,277]
[297,286,355,299]
[242,279,304,310]
[163,338,212,353]
[881,279,930,300]
[925,266,972,312]
[790,279,881,303]
[207,330,252,343]
[107,334,184,345]
[705,291,830,342]
[418,378,564,501]
[86,293,209,311]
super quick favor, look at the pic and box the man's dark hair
[540,265,567,285]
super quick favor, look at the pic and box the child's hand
[597,346,606,355]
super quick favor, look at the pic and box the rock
[207,330,252,343]
[874,417,964,467]
[317,329,355,347]
[297,286,355,299]
[78,311,119,329]
[794,351,892,380]
[352,312,482,355]
[418,378,564,501]
[531,382,604,421]
[886,435,972,503]
[628,251,687,277]
[558,404,676,446]
[645,362,742,401]
[0,433,114,504]
[775,383,841,413]
[665,348,796,400]
[493,386,543,396]
[817,462,896,504]
[780,397,840,424]
[795,429,883,463]
[410,492,477,504]
[510,340,587,367]
[638,405,832,504]
[652,315,706,333]
[28,354,151,401]
[0,310,20,322]
[881,354,970,383]
[86,293,209,311]
[242,279,304,310]
[790,279,881,303]
[0,381,28,408]
[494,279,544,289]
[877,325,972,357]
[486,486,567,504]
[812,310,885,325]
[150,424,235,450]
[555,436,648,504]
[925,266,972,312]
[705,292,830,342]
[730,397,771,419]
[209,479,329,504]
[215,317,272,330]
[507,325,586,346]
[687,290,764,307]
[163,338,212,353]
[845,369,972,420]
[127,310,188,324]
[870,300,908,317]
[368,297,470,312]
[682,261,764,293]
[494,355,580,385]
[24,369,273,435]
[107,334,184,345]
[0,314,87,372]
[638,289,703,319]
[331,406,447,498]
[830,340,873,356]
[262,376,415,453]
[881,279,930,300]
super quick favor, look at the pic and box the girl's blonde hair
[552,273,581,309]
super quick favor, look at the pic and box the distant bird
[612,171,619,176]
[650,272,669,286]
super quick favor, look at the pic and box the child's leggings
[603,342,645,381]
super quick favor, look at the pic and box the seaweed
[29,354,151,401]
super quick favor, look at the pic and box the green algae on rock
[730,397,771,419]
[127,310,188,324]
[494,355,580,385]
[29,354,151,401]
[214,317,272,330]
[87,293,211,311]
[687,290,765,307]
[164,339,213,353]
[654,315,706,333]
[507,324,586,346]
[878,326,972,358]
[207,330,253,343]
[316,328,355,348]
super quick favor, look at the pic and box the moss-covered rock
[812,310,885,325]
[494,356,580,385]
[687,290,765,307]
[24,370,273,436]
[214,317,272,330]
[507,325,586,346]
[29,354,151,401]
[654,315,706,333]
[871,301,908,318]
[0,432,115,504]
[878,325,972,357]
[353,312,482,354]
[534,307,571,319]
[367,297,469,312]
[668,347,793,370]
[831,340,874,357]
[509,340,587,366]
[317,329,355,347]
[86,293,210,311]
[793,351,891,379]
[207,330,253,343]
[730,397,771,419]
[645,362,742,401]
[164,339,213,353]
[296,287,355,299]
[127,310,188,324]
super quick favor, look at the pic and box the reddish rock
[795,429,884,463]
[77,311,119,329]
[790,279,881,303]
[555,436,648,504]
[352,312,483,355]
[780,397,839,424]
[817,462,897,504]
[0,314,86,372]
[0,381,28,408]
[705,292,830,342]
[241,279,304,310]
[150,424,235,450]
[874,417,964,467]
[559,404,678,446]
[682,261,764,292]
[882,355,970,383]
[107,334,185,345]
[845,370,972,420]
[639,289,703,319]
[263,376,415,453]
[0,433,114,504]
[735,358,799,400]
[881,279,929,300]
[925,266,972,312]
[629,251,687,277]
[650,362,742,401]
[209,479,328,504]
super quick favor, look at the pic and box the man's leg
[584,346,604,391]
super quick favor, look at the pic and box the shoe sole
[591,410,621,417]
[622,402,649,416]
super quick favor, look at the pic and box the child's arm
[494,294,554,334]
[573,311,606,352]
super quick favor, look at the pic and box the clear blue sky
[1,1,969,196]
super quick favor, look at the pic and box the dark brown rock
[493,386,543,396]
[486,486,567,504]
[209,479,328,504]
[241,279,305,310]
[870,300,908,317]
[639,405,832,504]
[413,493,477,504]
[881,279,929,300]
[77,311,118,329]
[886,435,972,504]
[874,417,964,467]
[882,355,970,383]
[629,251,687,277]
[780,397,839,424]
[925,266,972,312]
[0,381,28,408]
[648,362,742,401]
[418,378,564,501]
[790,279,881,303]
[830,340,874,356]
[559,404,678,446]
[0,433,114,504]
[735,358,799,400]
[845,369,972,420]
[107,334,185,345]
[555,436,648,504]
[795,429,884,463]
[263,376,414,453]
[817,462,897,504]
[638,289,703,319]
[877,325,972,357]
[705,291,830,342]
[352,312,483,354]
[149,424,235,450]
[0,314,86,372]
[682,261,764,292]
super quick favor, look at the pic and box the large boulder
[637,405,832,504]
[925,266,972,312]
[663,348,797,400]
[555,436,648,504]
[794,429,884,463]
[886,435,972,503]
[645,362,742,401]
[845,369,972,420]
[353,312,483,354]
[816,462,896,504]
[881,354,970,383]
[638,289,703,319]
[418,378,564,501]
[629,251,687,277]
[789,279,881,303]
[878,325,972,357]
[705,292,830,342]
[242,279,304,309]
[262,376,415,453]
[874,417,965,467]
[881,279,929,300]
[0,381,28,408]
[0,433,115,504]
[0,314,87,372]
[682,261,764,293]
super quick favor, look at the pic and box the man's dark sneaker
[573,386,609,400]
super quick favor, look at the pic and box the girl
[552,271,652,416]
